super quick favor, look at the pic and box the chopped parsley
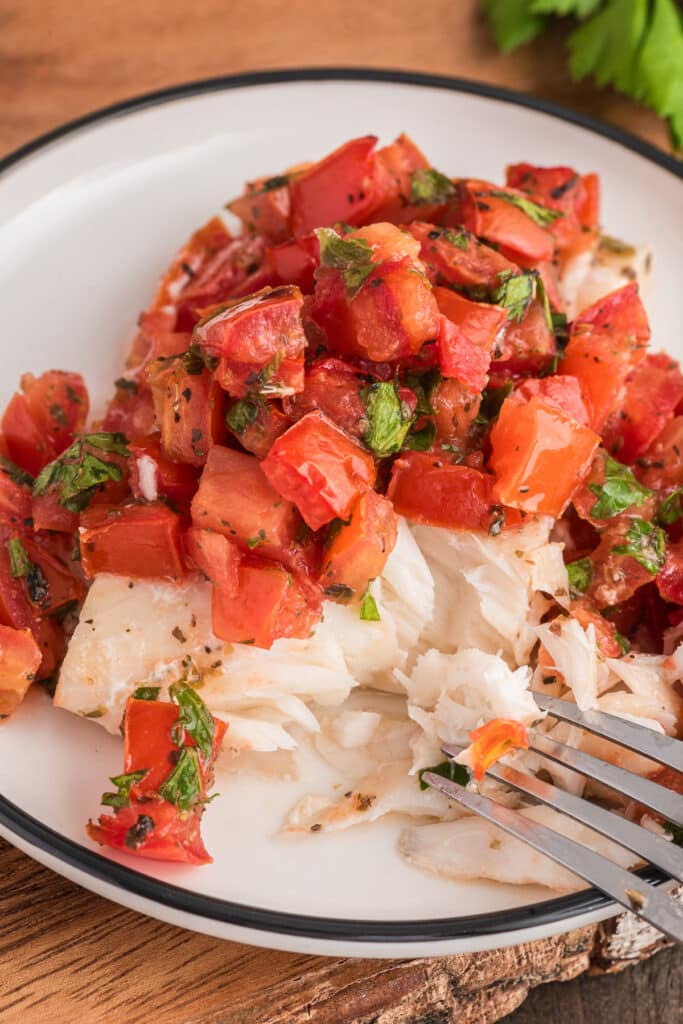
[0,455,34,488]
[567,556,593,595]
[183,343,218,375]
[410,168,455,205]
[247,529,267,549]
[443,228,469,250]
[658,488,683,526]
[476,381,513,426]
[226,396,263,435]
[612,518,666,575]
[132,686,161,701]
[101,769,148,810]
[359,590,381,621]
[418,760,470,791]
[158,746,203,811]
[491,271,536,323]
[403,367,442,416]
[361,381,414,457]
[6,537,49,606]
[403,421,436,452]
[33,433,130,513]
[315,227,375,296]
[169,681,215,761]
[480,190,563,227]
[615,631,631,655]
[588,455,653,519]
[7,537,31,578]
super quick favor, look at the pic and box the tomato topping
[101,384,156,442]
[490,394,600,516]
[79,502,186,581]
[185,527,240,598]
[152,216,233,312]
[18,535,85,616]
[636,417,683,492]
[191,445,302,561]
[370,134,443,224]
[0,624,42,717]
[515,375,589,425]
[491,299,556,376]
[0,469,32,529]
[505,164,599,256]
[289,135,379,236]
[602,353,683,464]
[261,411,377,531]
[465,718,529,780]
[320,490,398,598]
[225,397,292,458]
[433,287,506,391]
[569,598,624,658]
[457,180,556,266]
[129,436,200,506]
[2,372,89,476]
[172,236,267,331]
[267,234,319,292]
[409,221,519,290]
[283,359,367,440]
[227,174,291,243]
[657,539,683,605]
[148,357,225,467]
[211,561,322,647]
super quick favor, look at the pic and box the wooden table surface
[1,3,681,1022]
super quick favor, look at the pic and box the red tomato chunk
[211,561,322,647]
[79,503,186,581]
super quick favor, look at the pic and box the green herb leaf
[410,168,455,204]
[361,382,414,457]
[403,368,442,416]
[0,455,34,488]
[491,271,536,323]
[481,0,548,52]
[226,396,263,435]
[403,421,436,452]
[7,537,31,578]
[83,433,130,456]
[613,518,667,575]
[588,455,653,519]
[567,556,593,595]
[246,529,268,550]
[359,590,381,621]
[615,631,631,655]
[483,191,563,227]
[33,434,129,512]
[132,686,161,701]
[476,382,513,426]
[568,0,649,94]
[169,681,215,761]
[443,228,470,250]
[158,747,203,811]
[183,343,218,376]
[101,769,148,809]
[658,488,683,526]
[315,227,375,297]
[532,1,602,15]
[418,760,470,791]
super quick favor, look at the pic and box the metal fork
[423,695,683,943]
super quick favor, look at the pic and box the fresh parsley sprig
[33,432,130,513]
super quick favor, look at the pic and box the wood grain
[0,3,680,1023]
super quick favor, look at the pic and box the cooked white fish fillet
[535,616,609,710]
[399,804,639,891]
[559,234,651,320]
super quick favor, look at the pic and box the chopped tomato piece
[370,134,445,225]
[569,598,624,658]
[515,375,589,425]
[489,395,600,516]
[88,797,211,864]
[602,354,683,463]
[225,398,292,458]
[129,436,200,506]
[152,216,233,312]
[458,180,556,266]
[587,518,658,609]
[430,378,482,451]
[0,624,42,717]
[101,384,157,442]
[227,174,291,243]
[267,234,319,292]
[465,718,529,780]
[211,561,322,647]
[491,299,556,376]
[173,236,267,331]
[505,164,599,256]
[2,371,89,475]
[185,527,240,597]
[657,539,683,605]
[19,535,85,616]
[148,358,225,467]
[636,417,683,491]
[79,502,186,581]
[320,490,398,598]
[283,359,367,440]
[261,412,377,531]
[191,445,301,561]
[32,490,79,533]
[409,221,519,290]
[0,469,32,528]
[289,135,379,236]
[572,449,655,528]
[433,287,506,391]
[388,452,518,532]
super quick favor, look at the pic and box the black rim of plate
[0,68,678,945]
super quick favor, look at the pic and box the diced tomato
[0,624,42,717]
[572,449,655,528]
[79,502,186,581]
[409,221,519,290]
[284,359,367,439]
[602,354,683,463]
[20,535,85,616]
[2,371,89,475]
[657,539,683,605]
[587,519,657,609]
[173,236,267,331]
[320,490,398,597]
[152,216,233,312]
[211,560,322,647]
[369,134,445,225]
[148,359,225,467]
[636,417,683,492]
[465,718,529,780]
[267,234,319,292]
[0,470,32,529]
[433,287,506,391]
[101,384,157,442]
[127,309,176,369]
[261,412,377,531]
[32,491,79,533]
[388,452,517,532]
[194,285,305,398]
[185,527,240,597]
[569,598,624,658]
[505,164,599,255]
[489,395,599,516]
[129,436,200,506]
[430,378,482,451]
[289,135,379,236]
[562,284,651,433]
[225,398,292,458]
[515,375,589,426]
[191,445,302,561]
[30,615,66,681]
[227,175,291,243]
[491,300,556,376]
[88,796,211,864]
[458,180,556,266]
[0,538,32,630]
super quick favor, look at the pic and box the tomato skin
[657,540,683,605]
[152,216,233,312]
[79,502,186,581]
[191,445,301,562]
[458,180,556,266]
[32,491,79,533]
[267,235,319,292]
[0,539,32,630]
[491,300,556,375]
[227,176,291,243]
[0,624,42,717]
[409,221,519,290]
[185,527,240,598]
[2,371,89,475]
[431,378,482,450]
[20,535,85,616]
[515,375,589,426]
[289,135,379,236]
[129,436,200,506]
[0,471,32,529]
[284,359,367,440]
[261,411,377,532]
[466,718,529,780]
[173,235,268,331]
[148,359,225,467]
[636,416,683,491]
[88,797,211,864]
[320,490,398,597]
[569,598,623,658]
[433,287,506,391]
[225,399,292,458]
[490,395,600,517]
[211,561,322,647]
[101,384,157,442]
[587,518,654,609]
[562,285,650,433]
[505,164,599,256]
[370,134,446,225]
[388,452,513,532]
[602,353,683,464]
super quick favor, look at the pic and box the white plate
[0,71,681,957]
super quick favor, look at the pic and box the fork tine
[440,745,683,883]
[526,733,683,828]
[534,694,683,772]
[422,772,683,944]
